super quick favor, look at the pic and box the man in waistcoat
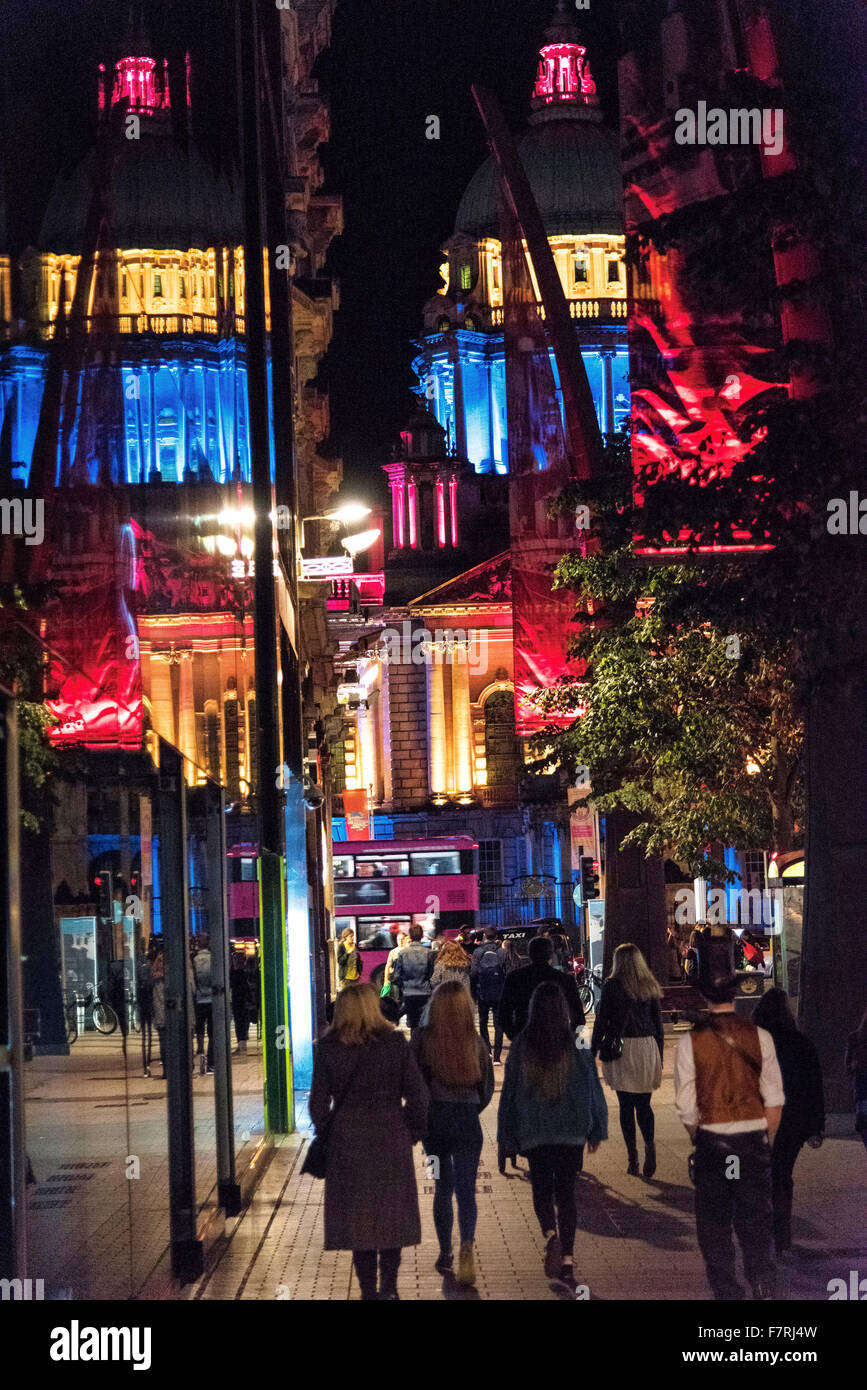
[674,938,784,1300]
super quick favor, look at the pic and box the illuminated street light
[300,502,371,548]
[340,528,381,557]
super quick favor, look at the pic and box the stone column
[451,642,473,793]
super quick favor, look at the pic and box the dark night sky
[320,0,620,500]
[0,0,621,504]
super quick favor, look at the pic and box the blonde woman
[591,943,664,1177]
[309,983,428,1300]
[411,981,494,1286]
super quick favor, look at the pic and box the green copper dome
[455,117,623,240]
[39,136,243,254]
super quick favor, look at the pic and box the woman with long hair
[591,943,664,1177]
[499,982,607,1291]
[412,981,494,1286]
[753,988,824,1253]
[845,1001,867,1157]
[309,983,428,1301]
[430,937,471,991]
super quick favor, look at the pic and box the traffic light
[93,870,113,922]
[580,856,600,900]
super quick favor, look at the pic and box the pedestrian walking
[503,939,524,974]
[150,942,166,1079]
[666,927,683,983]
[230,953,252,1054]
[391,923,435,1034]
[308,983,429,1301]
[336,927,362,991]
[136,943,154,1077]
[192,933,214,1073]
[383,931,409,988]
[431,937,472,991]
[498,982,608,1292]
[412,981,494,1286]
[470,926,507,1063]
[845,1002,867,1157]
[500,934,585,1040]
[753,988,825,1254]
[591,943,664,1177]
[683,929,701,982]
[674,944,784,1301]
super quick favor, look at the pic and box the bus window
[410,851,461,876]
[355,855,409,878]
[240,857,256,882]
[334,879,392,907]
[333,855,354,878]
[356,917,409,951]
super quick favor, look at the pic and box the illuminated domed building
[328,5,621,921]
[413,0,629,475]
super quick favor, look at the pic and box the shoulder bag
[301,1049,366,1180]
[598,985,629,1063]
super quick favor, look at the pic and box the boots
[457,1241,476,1287]
[643,1141,657,1178]
[626,1145,640,1176]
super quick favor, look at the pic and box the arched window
[484,689,518,786]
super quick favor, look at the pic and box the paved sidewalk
[190,1027,867,1302]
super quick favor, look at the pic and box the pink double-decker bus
[332,836,478,989]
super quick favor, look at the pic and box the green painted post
[259,851,293,1134]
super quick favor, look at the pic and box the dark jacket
[500,962,585,1040]
[469,941,507,1002]
[309,1030,428,1250]
[336,941,361,984]
[497,1033,608,1154]
[392,942,435,997]
[590,978,664,1060]
[766,1027,825,1141]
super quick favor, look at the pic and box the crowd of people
[312,923,867,1301]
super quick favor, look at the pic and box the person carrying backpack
[470,927,507,1064]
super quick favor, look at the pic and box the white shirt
[674,1020,785,1134]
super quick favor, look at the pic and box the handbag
[597,989,628,1063]
[301,1051,365,1180]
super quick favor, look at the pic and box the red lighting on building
[449,476,458,547]
[533,42,597,110]
[108,55,173,115]
[435,477,446,547]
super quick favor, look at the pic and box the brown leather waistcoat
[692,1014,765,1126]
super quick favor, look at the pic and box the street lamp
[300,503,371,549]
[340,528,381,557]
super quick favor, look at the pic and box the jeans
[478,999,503,1060]
[694,1128,775,1300]
[770,1128,803,1252]
[195,1002,213,1068]
[426,1101,484,1249]
[616,1090,654,1151]
[353,1248,401,1300]
[527,1144,582,1257]
[404,995,428,1035]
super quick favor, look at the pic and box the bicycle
[66,988,119,1038]
[576,964,604,1014]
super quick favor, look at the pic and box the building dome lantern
[399,404,448,462]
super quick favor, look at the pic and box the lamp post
[300,503,371,550]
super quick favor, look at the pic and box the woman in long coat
[309,982,429,1300]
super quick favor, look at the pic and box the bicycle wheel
[578,984,593,1013]
[66,1010,78,1045]
[92,1002,118,1035]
